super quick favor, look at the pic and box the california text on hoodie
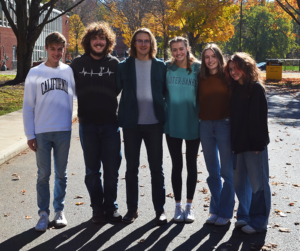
[23,62,76,140]
[70,53,119,124]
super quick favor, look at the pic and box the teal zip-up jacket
[117,57,166,129]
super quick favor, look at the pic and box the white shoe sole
[55,222,67,227]
[173,218,184,222]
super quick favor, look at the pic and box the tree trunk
[163,32,169,61]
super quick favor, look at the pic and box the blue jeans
[200,118,235,218]
[123,123,165,212]
[79,123,122,212]
[35,131,71,215]
[233,148,271,232]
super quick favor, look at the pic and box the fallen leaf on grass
[72,173,76,175]
[272,192,277,196]
[140,194,145,196]
[21,190,26,195]
[293,184,300,187]
[4,214,9,217]
[279,228,290,232]
[25,215,32,219]
[286,163,291,165]
[139,185,145,187]
[166,193,174,198]
[75,202,84,205]
[203,204,209,207]
[75,195,83,198]
[141,165,146,168]
[197,171,202,174]
[289,203,295,206]
[197,180,202,183]
[120,177,125,180]
[137,239,145,243]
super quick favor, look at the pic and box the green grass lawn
[282,65,300,71]
[0,75,24,116]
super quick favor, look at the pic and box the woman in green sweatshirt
[164,36,200,223]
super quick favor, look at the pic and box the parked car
[256,62,266,70]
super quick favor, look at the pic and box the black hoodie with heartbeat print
[71,53,119,124]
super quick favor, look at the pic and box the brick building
[0,1,69,70]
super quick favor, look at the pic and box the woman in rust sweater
[198,44,234,225]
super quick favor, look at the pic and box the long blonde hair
[168,36,199,74]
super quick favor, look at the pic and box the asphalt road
[0,85,299,251]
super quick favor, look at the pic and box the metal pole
[239,1,242,52]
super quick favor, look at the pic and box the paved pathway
[0,87,299,251]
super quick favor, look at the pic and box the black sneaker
[155,211,167,226]
[122,210,138,224]
[92,210,105,224]
[107,209,122,222]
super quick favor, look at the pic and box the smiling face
[228,61,244,85]
[90,34,107,59]
[204,49,219,74]
[45,42,64,67]
[134,32,151,60]
[171,41,188,64]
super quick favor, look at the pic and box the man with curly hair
[70,22,122,224]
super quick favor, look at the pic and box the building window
[13,45,16,61]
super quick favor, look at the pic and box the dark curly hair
[224,52,264,98]
[81,21,116,55]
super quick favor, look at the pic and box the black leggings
[166,134,200,201]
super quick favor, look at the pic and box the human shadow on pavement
[0,227,43,251]
[28,220,128,251]
[172,223,230,251]
[217,228,267,251]
[103,219,173,251]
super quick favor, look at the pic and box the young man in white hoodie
[23,32,75,232]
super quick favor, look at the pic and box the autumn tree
[166,0,239,54]
[274,0,300,25]
[68,14,85,57]
[0,0,85,84]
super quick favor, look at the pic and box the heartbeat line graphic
[79,67,114,76]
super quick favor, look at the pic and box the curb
[0,101,78,166]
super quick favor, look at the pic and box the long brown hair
[128,28,157,59]
[200,43,225,79]
[224,52,264,97]
[168,36,199,74]
[81,21,116,55]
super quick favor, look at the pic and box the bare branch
[0,0,17,34]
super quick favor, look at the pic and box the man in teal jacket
[117,28,167,225]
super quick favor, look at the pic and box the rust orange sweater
[198,73,231,120]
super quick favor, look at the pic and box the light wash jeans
[35,131,71,215]
[233,148,271,232]
[200,118,235,218]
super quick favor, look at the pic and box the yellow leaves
[75,202,84,205]
[69,14,85,55]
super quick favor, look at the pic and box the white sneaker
[242,225,257,234]
[35,211,49,232]
[173,204,185,222]
[54,211,67,227]
[185,205,195,223]
[235,220,247,228]
[215,217,230,226]
[206,214,218,224]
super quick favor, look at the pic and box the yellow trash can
[266,60,282,80]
